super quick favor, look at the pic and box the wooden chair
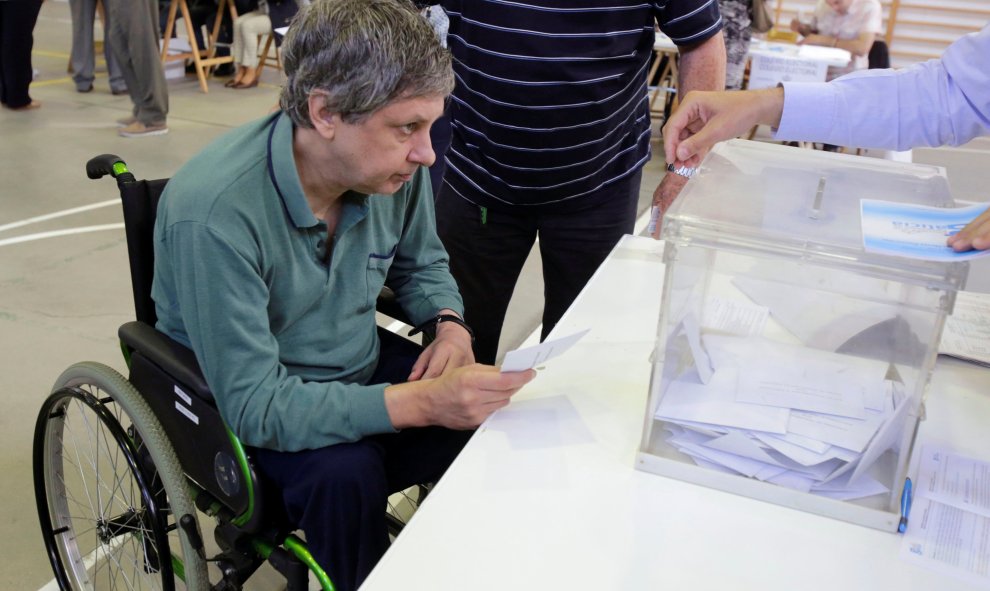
[256,32,283,77]
[160,0,238,93]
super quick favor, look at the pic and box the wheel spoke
[37,365,207,590]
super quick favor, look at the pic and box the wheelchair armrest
[376,286,411,326]
[118,321,214,404]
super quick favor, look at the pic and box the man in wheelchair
[151,1,535,588]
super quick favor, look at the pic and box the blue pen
[898,477,913,533]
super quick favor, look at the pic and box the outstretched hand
[663,87,786,168]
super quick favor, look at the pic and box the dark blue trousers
[435,169,643,364]
[252,330,473,591]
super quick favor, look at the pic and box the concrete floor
[3,2,989,590]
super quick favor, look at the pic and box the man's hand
[386,365,536,430]
[947,206,990,252]
[408,309,475,380]
[663,87,786,168]
[650,172,689,239]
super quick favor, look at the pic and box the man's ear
[308,92,338,140]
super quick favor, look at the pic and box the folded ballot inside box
[636,140,969,531]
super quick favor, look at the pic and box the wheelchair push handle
[86,154,136,184]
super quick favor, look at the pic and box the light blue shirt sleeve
[775,24,990,150]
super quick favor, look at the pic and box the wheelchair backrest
[119,177,168,327]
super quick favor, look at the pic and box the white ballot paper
[899,445,990,588]
[861,199,990,262]
[701,296,769,337]
[655,368,790,434]
[500,329,590,373]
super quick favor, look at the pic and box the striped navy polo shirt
[438,0,722,211]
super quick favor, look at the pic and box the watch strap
[666,163,698,178]
[409,313,475,342]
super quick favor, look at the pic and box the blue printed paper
[860,200,990,261]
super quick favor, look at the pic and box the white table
[361,235,990,591]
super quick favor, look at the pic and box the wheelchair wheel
[385,483,431,541]
[34,362,210,590]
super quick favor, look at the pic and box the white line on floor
[0,224,124,248]
[0,199,119,234]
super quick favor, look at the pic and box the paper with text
[861,199,990,261]
[900,498,990,588]
[917,446,990,519]
[940,290,990,367]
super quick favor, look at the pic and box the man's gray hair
[279,0,454,128]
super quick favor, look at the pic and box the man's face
[825,0,853,14]
[328,94,445,195]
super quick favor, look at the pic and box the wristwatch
[666,163,698,178]
[409,313,476,342]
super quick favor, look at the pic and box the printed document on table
[900,498,990,588]
[899,445,990,588]
[860,199,990,261]
[916,445,990,518]
[940,290,990,367]
[500,329,589,373]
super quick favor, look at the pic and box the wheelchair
[33,155,429,591]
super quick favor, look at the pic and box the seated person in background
[659,24,990,251]
[152,1,535,589]
[791,0,882,79]
[227,0,302,88]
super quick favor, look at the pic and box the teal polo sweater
[152,112,463,452]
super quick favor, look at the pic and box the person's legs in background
[435,186,537,364]
[105,0,169,136]
[0,0,43,110]
[101,2,128,95]
[537,169,642,340]
[70,0,127,94]
[227,10,269,88]
[68,0,97,92]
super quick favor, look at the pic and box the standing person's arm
[651,25,726,233]
[666,26,990,161]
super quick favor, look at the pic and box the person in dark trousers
[430,1,726,364]
[0,0,44,110]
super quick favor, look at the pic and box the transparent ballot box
[636,140,969,530]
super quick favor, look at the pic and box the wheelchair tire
[34,361,210,590]
[385,483,431,542]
